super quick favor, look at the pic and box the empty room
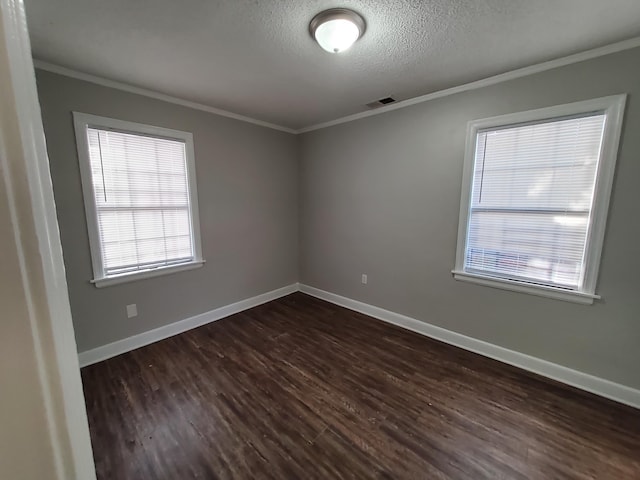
[2,0,640,478]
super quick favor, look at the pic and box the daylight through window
[75,114,203,287]
[453,96,626,303]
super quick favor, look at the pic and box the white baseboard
[78,283,299,367]
[79,281,640,409]
[299,284,640,410]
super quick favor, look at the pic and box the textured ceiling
[25,0,640,130]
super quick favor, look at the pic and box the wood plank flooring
[81,293,640,479]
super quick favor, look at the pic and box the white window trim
[73,112,204,288]
[452,95,627,304]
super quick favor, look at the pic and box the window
[73,113,204,287]
[453,95,626,304]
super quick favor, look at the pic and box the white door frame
[0,0,96,478]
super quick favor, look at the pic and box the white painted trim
[92,260,205,288]
[0,0,96,478]
[78,280,640,408]
[299,284,640,410]
[452,271,598,305]
[33,59,297,135]
[298,37,640,133]
[581,95,627,293]
[78,283,299,367]
[453,95,626,302]
[33,37,640,135]
[73,112,205,287]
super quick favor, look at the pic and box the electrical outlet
[361,274,368,285]
[126,304,138,318]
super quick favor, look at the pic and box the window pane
[466,211,588,287]
[465,114,606,289]
[87,127,195,276]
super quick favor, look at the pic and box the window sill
[451,270,600,305]
[92,260,205,288]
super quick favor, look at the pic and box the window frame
[73,112,204,288]
[452,95,626,304]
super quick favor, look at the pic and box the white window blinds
[464,114,606,289]
[86,128,195,276]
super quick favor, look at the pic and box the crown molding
[34,36,640,136]
[297,36,640,133]
[32,59,297,134]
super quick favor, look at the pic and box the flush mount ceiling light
[309,8,366,54]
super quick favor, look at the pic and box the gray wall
[37,70,299,353]
[37,47,640,390]
[299,47,640,389]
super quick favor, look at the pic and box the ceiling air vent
[366,96,396,109]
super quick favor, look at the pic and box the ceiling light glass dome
[310,9,366,54]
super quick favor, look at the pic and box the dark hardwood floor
[81,293,640,479]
